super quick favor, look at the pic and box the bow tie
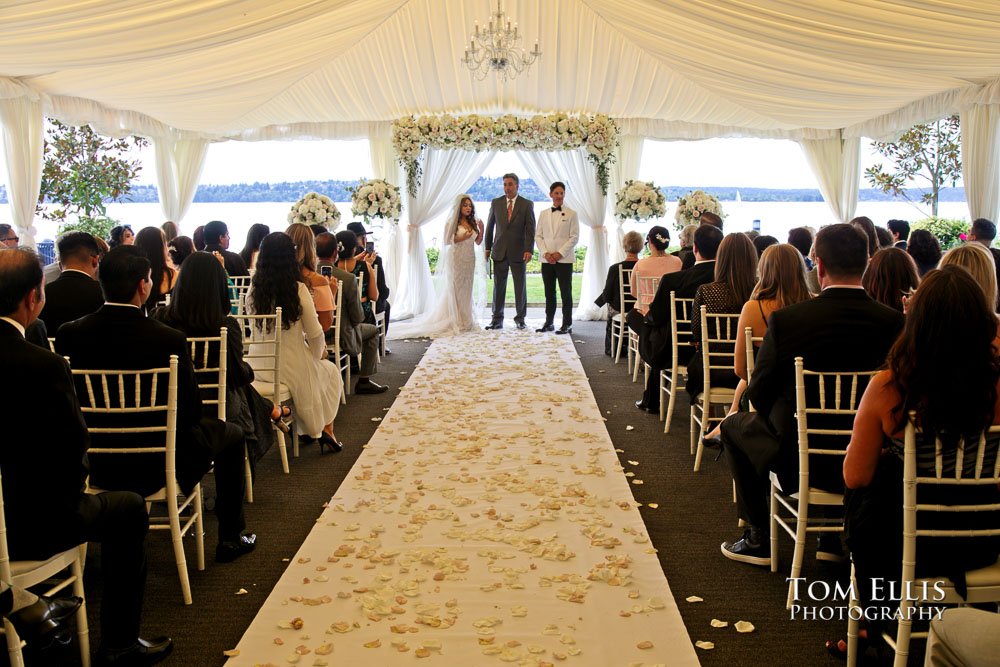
[552,206,562,212]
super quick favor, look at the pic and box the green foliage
[910,217,970,250]
[427,245,586,274]
[37,120,149,233]
[865,115,962,217]
[426,247,440,272]
[58,215,118,240]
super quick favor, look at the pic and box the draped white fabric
[798,136,861,223]
[153,136,208,225]
[392,148,496,320]
[368,133,405,300]
[607,136,645,264]
[517,149,608,321]
[0,94,43,249]
[961,104,1000,224]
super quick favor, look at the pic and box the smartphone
[320,265,332,278]
[366,241,375,255]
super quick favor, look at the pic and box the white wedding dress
[388,207,487,339]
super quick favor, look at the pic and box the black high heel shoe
[318,432,343,453]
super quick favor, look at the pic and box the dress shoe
[536,323,555,333]
[634,400,657,414]
[215,533,257,563]
[484,322,503,330]
[515,322,527,330]
[7,594,82,643]
[318,432,343,453]
[700,435,723,449]
[97,636,173,666]
[555,326,572,335]
[816,534,846,563]
[355,379,388,394]
[720,528,770,566]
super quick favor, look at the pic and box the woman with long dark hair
[907,229,942,277]
[862,247,919,311]
[239,223,270,271]
[107,224,133,249]
[837,266,1000,657]
[168,235,195,268]
[849,215,879,259]
[133,226,177,310]
[247,233,343,452]
[161,220,179,243]
[151,252,281,464]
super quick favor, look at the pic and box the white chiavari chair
[229,276,252,315]
[631,275,660,383]
[328,280,348,405]
[612,264,636,364]
[373,264,386,359]
[691,307,741,471]
[660,293,695,429]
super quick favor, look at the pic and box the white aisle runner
[228,331,698,666]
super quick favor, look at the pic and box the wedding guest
[629,224,723,414]
[673,224,698,268]
[309,223,327,239]
[192,225,206,251]
[534,181,579,334]
[940,241,998,311]
[484,173,536,330]
[247,233,344,451]
[107,224,133,249]
[0,247,172,665]
[316,233,385,395]
[787,227,814,269]
[875,226,894,249]
[168,235,194,268]
[744,230,760,241]
[133,226,177,312]
[0,223,18,247]
[630,226,681,309]
[718,224,903,567]
[160,220,178,243]
[39,231,104,333]
[93,234,110,260]
[841,266,1000,654]
[752,234,779,257]
[701,211,723,231]
[286,223,336,332]
[849,215,879,258]
[152,252,279,467]
[887,219,909,249]
[203,220,249,276]
[924,608,1000,667]
[335,230,378,325]
[56,246,257,565]
[346,222,391,340]
[0,582,81,646]
[907,229,942,277]
[967,217,1000,298]
[862,247,919,312]
[596,231,642,356]
[686,232,758,399]
[239,223,270,271]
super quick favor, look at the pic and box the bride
[388,194,487,339]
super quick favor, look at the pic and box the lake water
[6,200,972,252]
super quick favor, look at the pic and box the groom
[484,173,536,330]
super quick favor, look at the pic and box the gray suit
[484,194,536,325]
[321,261,379,378]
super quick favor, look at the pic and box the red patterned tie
[506,199,513,221]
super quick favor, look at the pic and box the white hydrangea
[614,180,666,222]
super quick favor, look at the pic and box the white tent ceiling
[2,0,1000,141]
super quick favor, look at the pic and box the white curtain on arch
[392,147,497,320]
[799,134,861,223]
[154,136,208,227]
[368,133,404,300]
[517,149,608,321]
[961,104,1000,224]
[0,94,43,249]
[607,136,645,263]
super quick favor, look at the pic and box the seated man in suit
[719,224,904,567]
[56,247,257,564]
[202,220,249,277]
[0,248,172,665]
[346,222,392,345]
[681,214,723,270]
[316,233,386,394]
[39,231,104,333]
[627,224,724,413]
[595,231,642,355]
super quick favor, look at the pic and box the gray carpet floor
[28,320,872,666]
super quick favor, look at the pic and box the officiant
[535,181,579,334]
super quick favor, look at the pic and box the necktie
[506,199,513,220]
[552,206,562,212]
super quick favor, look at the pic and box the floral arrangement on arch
[674,189,724,230]
[347,178,402,222]
[392,113,619,197]
[614,180,667,222]
[287,192,340,227]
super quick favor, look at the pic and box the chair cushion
[251,380,292,403]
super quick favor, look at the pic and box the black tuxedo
[0,320,148,647]
[372,254,391,336]
[204,243,249,277]
[56,305,247,541]
[40,269,104,334]
[893,240,907,250]
[721,288,904,528]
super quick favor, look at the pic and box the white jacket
[534,206,579,263]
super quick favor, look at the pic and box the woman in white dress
[246,232,344,452]
[388,194,487,339]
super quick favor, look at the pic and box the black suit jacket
[0,320,90,558]
[373,255,390,311]
[56,305,213,496]
[40,270,104,334]
[893,240,907,250]
[745,288,904,487]
[637,261,716,367]
[204,243,249,277]
[595,259,637,311]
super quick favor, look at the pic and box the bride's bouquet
[674,189,724,229]
[348,178,402,222]
[615,180,667,222]
[287,192,340,228]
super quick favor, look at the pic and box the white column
[0,94,44,249]
[799,134,860,223]
[154,135,209,227]
[961,104,1000,224]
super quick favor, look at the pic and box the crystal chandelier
[461,1,541,82]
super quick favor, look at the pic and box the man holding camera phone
[346,222,391,345]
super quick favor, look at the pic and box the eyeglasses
[2,235,18,243]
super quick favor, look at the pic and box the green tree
[36,120,149,238]
[864,114,962,217]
